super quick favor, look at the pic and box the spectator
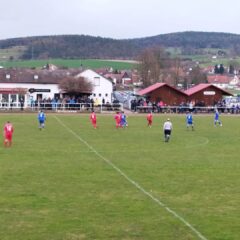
[20,97,24,111]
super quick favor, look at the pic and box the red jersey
[114,113,121,123]
[4,123,14,135]
[147,113,153,121]
[90,112,96,122]
[4,123,14,141]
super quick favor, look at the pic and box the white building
[0,82,59,108]
[76,69,113,104]
[0,68,113,109]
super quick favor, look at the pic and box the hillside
[134,31,240,48]
[1,31,240,60]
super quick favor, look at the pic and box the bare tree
[137,46,186,87]
[188,66,207,85]
[170,57,181,86]
[59,76,93,94]
[137,47,171,87]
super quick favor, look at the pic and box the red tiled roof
[0,69,81,84]
[137,83,166,95]
[137,82,187,96]
[104,73,122,81]
[184,83,232,96]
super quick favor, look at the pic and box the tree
[170,57,181,86]
[188,66,207,85]
[229,64,234,74]
[137,47,171,87]
[219,64,225,74]
[59,76,93,95]
[214,64,220,74]
[230,44,240,57]
[214,64,225,74]
[228,60,239,74]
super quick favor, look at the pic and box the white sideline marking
[54,116,207,240]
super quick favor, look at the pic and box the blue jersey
[38,112,46,122]
[215,112,219,120]
[121,114,127,126]
[186,114,193,124]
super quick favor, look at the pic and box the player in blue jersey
[186,111,194,130]
[120,111,128,128]
[38,110,46,130]
[214,109,222,126]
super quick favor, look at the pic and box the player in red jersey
[3,121,14,147]
[90,110,97,129]
[147,111,153,128]
[114,112,121,129]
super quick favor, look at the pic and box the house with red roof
[137,82,233,107]
[184,83,232,106]
[137,83,187,105]
[104,70,135,86]
[207,74,240,89]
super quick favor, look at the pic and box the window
[2,94,8,103]
[10,94,17,102]
[99,93,101,97]
[105,93,108,97]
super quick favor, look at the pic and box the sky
[1,0,240,40]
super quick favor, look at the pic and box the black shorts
[164,129,171,135]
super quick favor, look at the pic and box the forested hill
[133,32,240,48]
[1,31,240,59]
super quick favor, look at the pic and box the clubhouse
[137,83,232,106]
[0,68,113,109]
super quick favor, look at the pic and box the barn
[184,84,233,106]
[137,83,187,105]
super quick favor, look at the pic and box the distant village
[0,62,239,112]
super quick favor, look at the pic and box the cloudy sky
[1,0,240,40]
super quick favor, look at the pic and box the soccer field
[0,113,239,240]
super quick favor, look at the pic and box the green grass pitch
[0,113,239,240]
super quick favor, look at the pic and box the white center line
[55,115,208,240]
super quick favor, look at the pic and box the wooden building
[184,84,232,106]
[137,83,187,105]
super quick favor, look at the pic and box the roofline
[164,83,188,96]
[81,69,113,84]
[185,84,233,96]
[137,82,188,96]
[0,82,59,84]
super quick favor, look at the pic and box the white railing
[0,102,123,113]
[1,102,239,114]
[136,105,239,114]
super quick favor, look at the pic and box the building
[184,84,232,106]
[0,68,73,108]
[137,83,187,105]
[137,82,233,107]
[0,68,113,109]
[207,74,240,89]
[75,69,113,104]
